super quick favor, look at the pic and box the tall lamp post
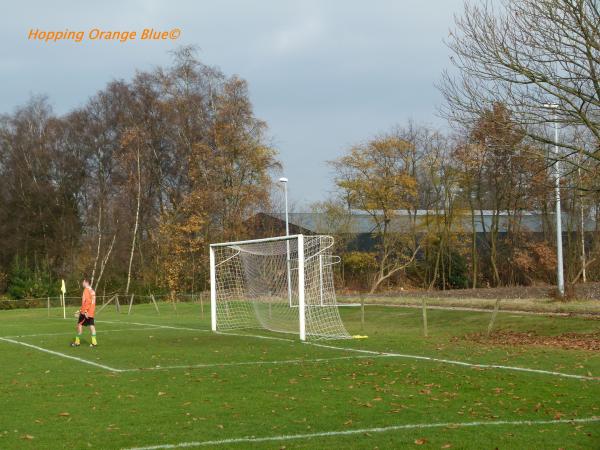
[279,177,293,305]
[544,103,565,297]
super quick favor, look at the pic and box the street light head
[543,103,559,109]
[278,177,288,183]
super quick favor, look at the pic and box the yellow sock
[75,336,80,344]
[91,335,97,345]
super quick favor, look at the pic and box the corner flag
[61,279,66,294]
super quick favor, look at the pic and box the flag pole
[61,279,67,319]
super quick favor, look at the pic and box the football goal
[210,234,350,340]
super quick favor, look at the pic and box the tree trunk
[94,232,116,291]
[470,197,478,289]
[125,147,142,295]
[90,205,102,286]
[578,166,587,283]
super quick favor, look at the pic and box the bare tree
[440,0,600,166]
[90,205,102,287]
[121,129,143,295]
[93,230,117,291]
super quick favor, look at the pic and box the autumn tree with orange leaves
[331,134,421,293]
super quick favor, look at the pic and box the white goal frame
[210,234,348,341]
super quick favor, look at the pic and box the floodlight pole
[544,103,564,297]
[279,177,293,306]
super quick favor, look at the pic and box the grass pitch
[0,302,599,449]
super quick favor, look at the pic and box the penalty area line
[140,327,597,381]
[0,337,122,373]
[119,354,381,372]
[307,342,599,381]
[99,320,210,333]
[124,416,600,449]
[1,327,160,339]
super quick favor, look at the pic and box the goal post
[297,234,306,341]
[209,234,350,341]
[210,244,217,332]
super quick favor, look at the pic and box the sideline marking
[0,331,371,374]
[124,416,600,449]
[1,327,159,339]
[307,342,599,381]
[35,319,598,380]
[91,321,599,380]
[99,320,209,333]
[120,354,380,372]
[0,337,122,372]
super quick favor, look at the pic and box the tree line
[0,47,278,298]
[320,111,599,293]
[323,0,599,294]
[0,0,598,298]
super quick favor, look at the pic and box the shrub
[343,252,378,289]
[6,256,59,299]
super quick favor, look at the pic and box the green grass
[0,302,599,449]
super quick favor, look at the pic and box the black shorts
[78,314,95,326]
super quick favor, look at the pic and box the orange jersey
[81,287,96,318]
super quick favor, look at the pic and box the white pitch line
[101,323,598,380]
[98,321,292,341]
[120,354,381,372]
[307,342,599,381]
[36,319,600,381]
[99,320,209,333]
[0,337,122,372]
[1,327,160,339]
[216,330,296,342]
[124,416,600,449]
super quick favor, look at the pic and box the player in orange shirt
[71,278,98,348]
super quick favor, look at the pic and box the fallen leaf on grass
[58,412,70,417]
[157,392,167,396]
[415,438,428,445]
[21,435,34,440]
[441,444,452,449]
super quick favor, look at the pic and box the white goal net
[210,235,350,340]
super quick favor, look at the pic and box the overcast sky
[1,0,465,207]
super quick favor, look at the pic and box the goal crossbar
[210,234,302,248]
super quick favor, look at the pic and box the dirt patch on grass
[463,330,600,351]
